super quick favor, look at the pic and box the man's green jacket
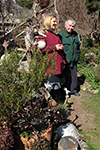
[58,28,80,67]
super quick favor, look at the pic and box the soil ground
[67,92,96,131]
[66,74,97,133]
[52,74,97,133]
[61,74,99,149]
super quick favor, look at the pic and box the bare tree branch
[0,24,39,48]
[37,3,54,15]
[0,17,39,39]
[0,2,54,40]
[7,30,25,43]
[54,0,59,26]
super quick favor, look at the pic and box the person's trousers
[65,64,78,93]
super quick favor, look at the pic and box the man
[58,18,80,96]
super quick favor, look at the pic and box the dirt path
[67,91,96,131]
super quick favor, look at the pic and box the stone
[58,136,79,150]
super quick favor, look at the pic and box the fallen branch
[7,30,25,43]
[0,18,39,39]
[0,3,54,40]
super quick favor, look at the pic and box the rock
[81,81,99,94]
[58,136,79,150]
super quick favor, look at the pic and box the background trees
[16,0,35,9]
[0,0,13,34]
[85,0,100,28]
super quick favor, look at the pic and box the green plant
[89,46,100,54]
[0,48,55,122]
[20,131,29,138]
[96,52,100,64]
[85,0,100,28]
[77,63,100,91]
[94,64,100,81]
[78,47,89,63]
[16,0,35,9]
[82,37,93,48]
[79,92,100,150]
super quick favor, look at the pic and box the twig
[0,24,39,48]
[54,0,59,26]
[7,30,25,43]
[0,3,54,40]
[17,48,26,52]
[0,17,39,39]
[36,3,54,15]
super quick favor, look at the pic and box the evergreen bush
[0,48,55,122]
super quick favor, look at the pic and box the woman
[37,15,66,106]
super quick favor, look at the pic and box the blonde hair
[40,15,56,32]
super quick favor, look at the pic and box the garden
[0,0,100,149]
[0,34,100,149]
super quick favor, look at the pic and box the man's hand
[55,44,64,50]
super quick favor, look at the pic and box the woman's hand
[55,44,64,50]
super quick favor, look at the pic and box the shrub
[96,52,100,64]
[94,64,100,81]
[78,47,89,63]
[88,47,100,64]
[82,37,93,48]
[77,63,100,91]
[0,48,55,122]
[89,46,100,54]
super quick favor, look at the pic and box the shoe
[74,92,80,96]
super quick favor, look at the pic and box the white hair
[65,18,76,26]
